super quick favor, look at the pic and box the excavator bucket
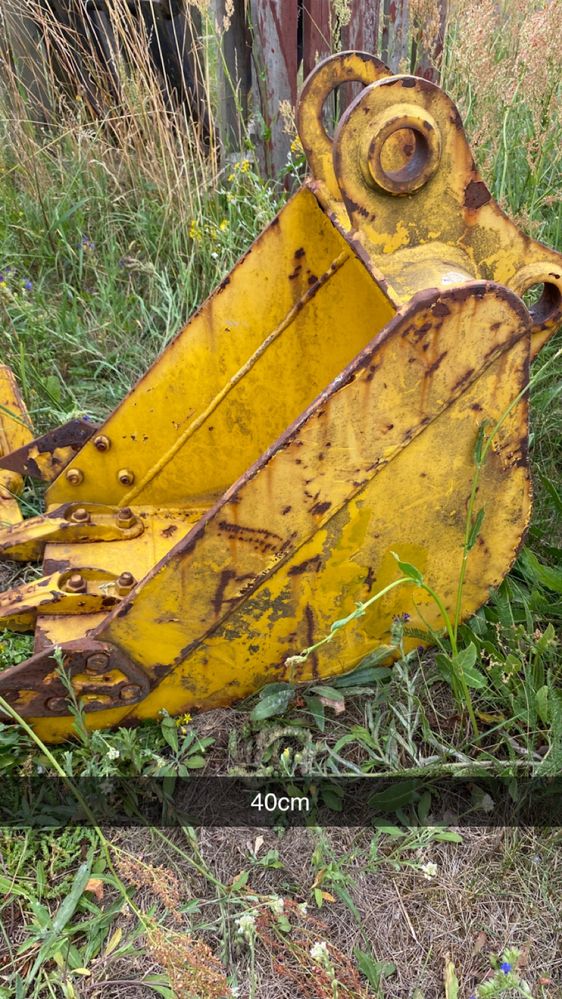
[0,52,561,742]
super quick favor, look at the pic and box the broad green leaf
[452,644,487,689]
[160,715,178,753]
[251,688,294,721]
[391,552,423,583]
[304,695,325,732]
[354,946,396,988]
[433,831,464,843]
[536,685,549,725]
[369,780,418,812]
[310,685,344,701]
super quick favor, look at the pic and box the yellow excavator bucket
[0,53,561,742]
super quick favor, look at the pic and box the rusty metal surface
[323,70,562,353]
[296,51,391,207]
[0,567,123,632]
[0,418,97,481]
[0,503,144,561]
[0,639,150,718]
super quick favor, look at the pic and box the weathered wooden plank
[381,0,410,70]
[302,0,332,77]
[341,0,381,53]
[249,0,299,175]
[413,0,448,81]
[216,0,252,150]
[339,0,382,113]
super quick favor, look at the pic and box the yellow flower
[175,712,192,728]
[219,219,229,231]
[290,136,304,154]
[189,219,203,242]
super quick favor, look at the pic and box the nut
[63,572,87,594]
[86,652,109,675]
[46,696,68,713]
[119,683,142,702]
[70,506,90,524]
[116,507,135,529]
[66,468,84,485]
[118,468,135,486]
[94,434,111,452]
[116,571,136,595]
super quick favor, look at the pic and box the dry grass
[96,824,561,998]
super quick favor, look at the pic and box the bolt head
[46,696,68,713]
[119,683,142,702]
[118,468,135,486]
[64,572,87,593]
[86,652,109,674]
[70,506,90,523]
[66,467,84,485]
[94,434,110,452]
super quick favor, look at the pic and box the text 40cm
[250,792,310,813]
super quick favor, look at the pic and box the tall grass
[0,1,282,427]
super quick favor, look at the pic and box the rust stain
[464,180,491,210]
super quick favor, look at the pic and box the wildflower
[420,861,438,879]
[175,712,192,728]
[80,235,95,251]
[290,136,304,154]
[310,940,330,965]
[219,219,229,231]
[269,895,284,915]
[107,746,120,760]
[189,219,203,242]
[235,912,256,941]
[298,902,308,915]
[500,962,512,974]
[22,278,32,292]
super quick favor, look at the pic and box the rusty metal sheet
[0,418,97,481]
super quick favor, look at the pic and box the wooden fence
[2,1,448,176]
[217,0,449,174]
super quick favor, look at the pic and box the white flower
[235,913,256,940]
[420,861,438,880]
[107,746,120,760]
[298,902,308,915]
[269,895,284,915]
[310,940,330,964]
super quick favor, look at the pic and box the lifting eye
[522,281,561,327]
[363,106,442,196]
